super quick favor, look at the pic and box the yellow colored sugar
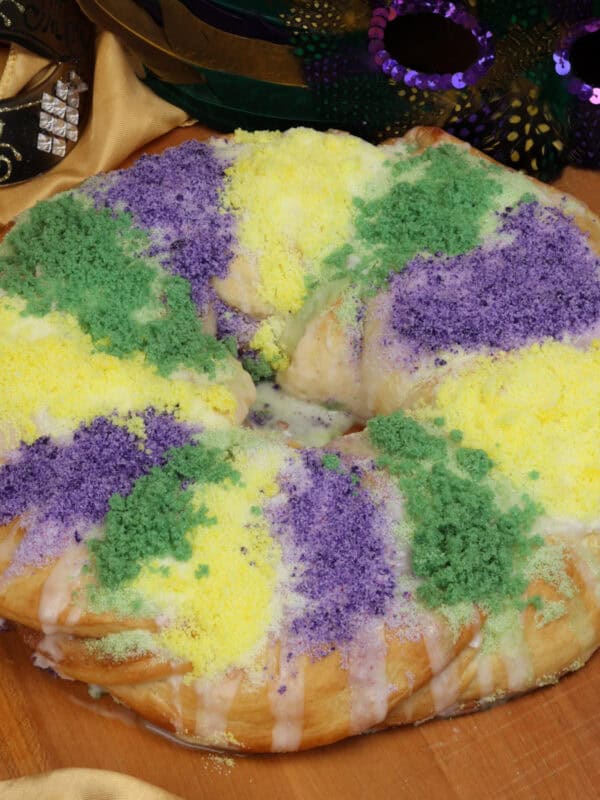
[249,318,290,371]
[428,340,600,519]
[0,299,237,444]
[132,441,291,677]
[223,128,391,314]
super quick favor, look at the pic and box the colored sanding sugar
[213,297,259,350]
[268,451,395,649]
[241,352,275,383]
[222,128,391,314]
[89,141,235,316]
[430,340,600,519]
[324,144,502,294]
[389,201,600,353]
[367,411,541,609]
[84,630,159,662]
[0,411,195,571]
[0,194,229,376]
[90,443,240,589]
[126,438,284,677]
[456,448,494,481]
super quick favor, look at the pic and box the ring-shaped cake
[0,127,599,752]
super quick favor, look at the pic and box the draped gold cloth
[0,31,189,224]
[0,768,184,799]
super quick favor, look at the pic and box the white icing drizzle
[268,647,306,752]
[502,635,532,693]
[476,654,496,698]
[423,621,448,674]
[347,620,389,734]
[249,382,355,447]
[534,516,600,539]
[398,691,417,724]
[404,669,416,693]
[168,675,185,733]
[38,547,87,634]
[194,673,241,745]
[38,633,64,663]
[429,658,462,716]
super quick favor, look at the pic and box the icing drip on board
[194,673,241,747]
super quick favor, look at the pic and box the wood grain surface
[0,128,599,800]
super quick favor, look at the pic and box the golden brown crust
[32,613,481,751]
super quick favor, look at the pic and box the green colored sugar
[84,630,158,662]
[321,453,342,472]
[242,352,275,382]
[449,429,464,443]
[456,447,494,481]
[323,145,503,295]
[0,194,229,376]
[147,565,171,577]
[480,606,523,654]
[439,601,478,642]
[90,443,240,589]
[524,542,575,599]
[86,584,155,619]
[520,191,538,205]
[195,563,210,579]
[535,600,567,628]
[367,411,541,609]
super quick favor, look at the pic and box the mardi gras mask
[79,0,600,180]
[0,0,93,186]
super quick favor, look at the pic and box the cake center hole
[569,29,600,86]
[383,13,480,74]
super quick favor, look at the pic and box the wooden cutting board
[0,128,599,800]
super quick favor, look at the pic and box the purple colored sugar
[88,141,235,316]
[0,411,195,571]
[268,451,395,651]
[389,201,600,354]
[213,296,258,347]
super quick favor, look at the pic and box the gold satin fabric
[0,31,190,224]
[0,768,184,799]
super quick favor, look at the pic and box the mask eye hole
[383,12,480,75]
[569,27,600,86]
